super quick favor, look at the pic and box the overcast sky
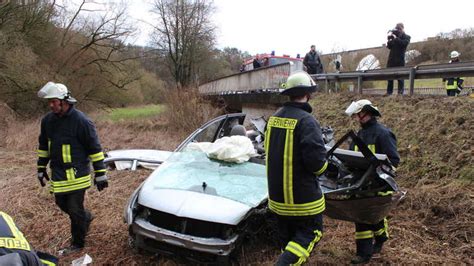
[128,0,473,56]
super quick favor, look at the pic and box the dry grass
[0,94,473,264]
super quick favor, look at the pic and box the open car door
[318,131,406,224]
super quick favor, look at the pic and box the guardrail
[313,61,474,95]
[363,86,473,96]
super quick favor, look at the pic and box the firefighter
[0,211,57,265]
[36,82,108,255]
[265,71,333,265]
[344,99,400,264]
[443,51,464,96]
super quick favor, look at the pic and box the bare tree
[150,0,216,88]
[51,0,142,105]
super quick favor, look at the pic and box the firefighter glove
[94,172,108,191]
[326,162,339,180]
[37,168,49,187]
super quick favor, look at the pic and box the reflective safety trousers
[37,106,106,194]
[265,102,327,217]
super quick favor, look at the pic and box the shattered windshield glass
[147,150,267,207]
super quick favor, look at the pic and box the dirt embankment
[0,94,472,264]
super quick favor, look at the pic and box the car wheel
[128,235,144,255]
[216,255,231,266]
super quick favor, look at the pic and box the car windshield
[147,150,267,207]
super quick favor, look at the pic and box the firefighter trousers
[354,217,389,257]
[55,190,92,248]
[275,214,323,265]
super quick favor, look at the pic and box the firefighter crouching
[345,99,400,264]
[36,82,108,255]
[0,211,58,265]
[265,72,337,265]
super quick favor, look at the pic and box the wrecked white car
[105,113,405,263]
[106,113,267,263]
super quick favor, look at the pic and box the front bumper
[131,218,239,256]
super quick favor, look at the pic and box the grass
[101,104,165,122]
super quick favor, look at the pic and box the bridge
[199,61,474,124]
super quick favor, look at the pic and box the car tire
[128,235,144,255]
[216,255,231,266]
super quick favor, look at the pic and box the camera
[387,29,400,40]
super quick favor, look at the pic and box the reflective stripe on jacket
[37,106,106,194]
[350,117,400,167]
[445,77,464,90]
[265,102,327,217]
[0,212,30,251]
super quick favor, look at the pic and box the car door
[175,113,246,151]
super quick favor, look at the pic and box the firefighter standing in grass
[443,51,464,96]
[36,82,108,255]
[0,211,58,265]
[345,99,400,264]
[265,72,334,265]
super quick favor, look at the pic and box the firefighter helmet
[280,71,317,96]
[345,99,381,117]
[38,82,77,103]
[450,51,460,59]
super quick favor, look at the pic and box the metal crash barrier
[312,61,474,95]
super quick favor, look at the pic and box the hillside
[0,94,472,264]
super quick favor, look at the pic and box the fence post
[325,78,329,93]
[409,67,416,96]
[357,76,363,94]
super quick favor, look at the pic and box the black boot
[58,244,82,256]
[373,237,387,254]
[350,255,371,264]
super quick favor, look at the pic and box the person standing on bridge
[36,82,109,255]
[344,99,400,264]
[253,54,262,69]
[303,45,324,75]
[443,51,464,96]
[265,71,336,265]
[386,23,410,95]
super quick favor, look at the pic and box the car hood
[137,150,267,225]
[138,188,253,225]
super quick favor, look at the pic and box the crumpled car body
[106,113,405,262]
[107,113,267,262]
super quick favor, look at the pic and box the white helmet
[450,51,460,59]
[345,99,381,117]
[38,82,77,103]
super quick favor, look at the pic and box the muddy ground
[0,93,472,265]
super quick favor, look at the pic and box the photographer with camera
[385,23,410,95]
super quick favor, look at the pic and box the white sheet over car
[186,136,256,163]
[138,150,267,225]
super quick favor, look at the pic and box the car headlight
[124,184,143,224]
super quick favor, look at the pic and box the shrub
[162,87,222,134]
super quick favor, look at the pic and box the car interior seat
[229,124,247,136]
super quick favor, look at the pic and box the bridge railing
[312,61,474,95]
[199,63,293,95]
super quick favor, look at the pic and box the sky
[125,0,474,57]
